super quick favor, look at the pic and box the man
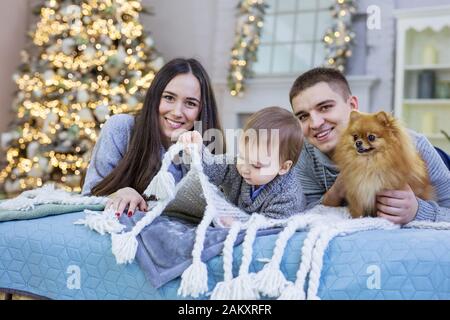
[290,67,450,224]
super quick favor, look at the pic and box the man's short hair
[289,67,352,104]
[243,106,303,165]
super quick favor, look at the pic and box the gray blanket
[120,211,280,288]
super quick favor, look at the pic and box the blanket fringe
[228,274,260,300]
[210,221,242,300]
[253,213,322,298]
[143,170,175,201]
[74,208,124,235]
[178,261,209,298]
[210,281,232,300]
[111,232,139,264]
[253,265,289,298]
[278,283,305,300]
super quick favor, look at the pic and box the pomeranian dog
[333,111,434,218]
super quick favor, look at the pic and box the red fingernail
[128,211,133,217]
[115,212,120,218]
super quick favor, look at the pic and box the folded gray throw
[120,211,280,288]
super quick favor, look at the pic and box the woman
[82,58,224,217]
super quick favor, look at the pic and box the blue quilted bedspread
[1,211,450,299]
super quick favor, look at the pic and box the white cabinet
[394,6,450,153]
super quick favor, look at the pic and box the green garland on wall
[323,0,357,72]
[227,0,266,97]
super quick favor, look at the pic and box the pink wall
[0,0,29,134]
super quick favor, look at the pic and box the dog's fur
[333,111,434,218]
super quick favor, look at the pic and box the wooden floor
[1,292,38,300]
[12,294,36,300]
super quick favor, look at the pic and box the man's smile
[314,127,334,142]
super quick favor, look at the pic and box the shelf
[403,99,450,105]
[405,64,450,71]
[395,8,450,154]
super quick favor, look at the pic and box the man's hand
[376,184,418,225]
[322,174,346,207]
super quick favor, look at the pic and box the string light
[322,0,357,72]
[0,0,163,195]
[227,0,266,97]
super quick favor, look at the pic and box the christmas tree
[0,0,163,196]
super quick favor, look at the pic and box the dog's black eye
[353,134,358,141]
[368,134,376,142]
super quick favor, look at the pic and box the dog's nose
[355,140,363,148]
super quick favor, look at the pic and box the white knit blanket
[0,184,107,211]
[4,142,450,300]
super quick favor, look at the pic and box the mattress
[0,211,449,299]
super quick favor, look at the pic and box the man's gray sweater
[294,131,450,222]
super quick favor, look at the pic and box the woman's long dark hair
[90,58,224,196]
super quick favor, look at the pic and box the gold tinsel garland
[323,0,357,72]
[227,0,266,97]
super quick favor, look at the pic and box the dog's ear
[375,111,392,126]
[349,110,361,123]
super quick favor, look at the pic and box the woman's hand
[106,187,148,218]
[177,130,203,156]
